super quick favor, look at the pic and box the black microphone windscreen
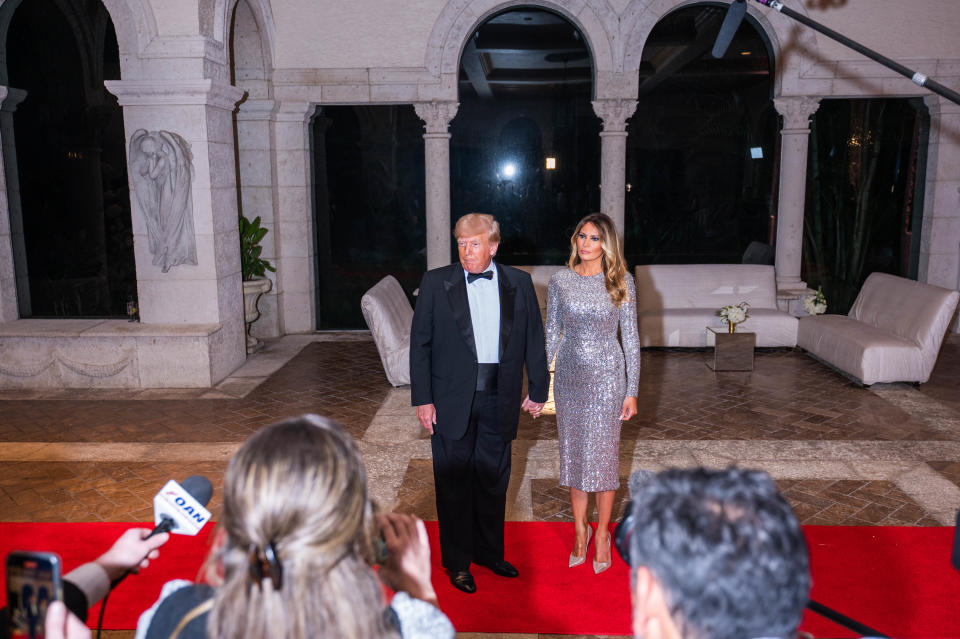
[952,508,960,572]
[712,0,747,59]
[181,475,213,507]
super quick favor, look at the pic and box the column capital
[236,99,276,121]
[0,87,27,113]
[923,94,960,117]
[591,98,637,132]
[273,101,314,124]
[104,79,245,111]
[414,101,459,134]
[773,96,821,131]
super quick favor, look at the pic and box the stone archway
[229,0,280,339]
[0,0,136,318]
[620,0,819,98]
[425,0,621,99]
[208,0,276,69]
[0,0,150,79]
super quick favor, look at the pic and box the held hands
[620,397,638,421]
[375,512,438,608]
[522,395,545,419]
[416,403,437,435]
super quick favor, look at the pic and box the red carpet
[1,522,958,636]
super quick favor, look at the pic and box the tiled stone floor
[1,333,959,639]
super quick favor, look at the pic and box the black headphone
[615,469,655,565]
[613,501,634,564]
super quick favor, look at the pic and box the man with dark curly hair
[622,467,810,639]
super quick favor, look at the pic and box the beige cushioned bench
[634,264,798,347]
[360,275,413,386]
[797,272,959,385]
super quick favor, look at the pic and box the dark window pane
[451,8,599,265]
[625,3,776,266]
[8,0,133,317]
[313,105,426,329]
[804,98,928,313]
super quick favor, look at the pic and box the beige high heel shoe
[593,531,612,574]
[568,525,593,568]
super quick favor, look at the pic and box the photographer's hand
[97,527,169,581]
[375,513,438,608]
[44,601,91,639]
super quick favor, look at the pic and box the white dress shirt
[464,262,501,364]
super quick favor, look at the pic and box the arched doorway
[625,2,776,266]
[229,0,280,338]
[451,6,599,264]
[5,0,133,317]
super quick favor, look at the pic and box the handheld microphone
[108,475,213,588]
[99,475,213,638]
[148,475,214,538]
[711,0,747,59]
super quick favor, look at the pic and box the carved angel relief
[128,129,198,272]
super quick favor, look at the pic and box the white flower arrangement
[803,286,827,315]
[716,301,749,325]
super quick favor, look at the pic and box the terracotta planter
[242,277,272,353]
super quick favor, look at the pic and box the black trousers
[431,389,512,572]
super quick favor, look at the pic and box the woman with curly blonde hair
[545,213,640,575]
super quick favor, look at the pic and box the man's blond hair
[454,213,500,243]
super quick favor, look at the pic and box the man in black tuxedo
[410,213,549,594]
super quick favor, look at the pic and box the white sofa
[360,275,413,386]
[634,264,798,347]
[797,272,959,385]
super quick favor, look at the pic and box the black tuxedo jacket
[410,262,549,441]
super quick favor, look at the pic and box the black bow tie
[467,270,494,283]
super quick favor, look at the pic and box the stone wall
[0,0,958,390]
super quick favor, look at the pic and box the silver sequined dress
[546,269,640,492]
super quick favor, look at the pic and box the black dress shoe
[448,569,476,593]
[477,559,519,578]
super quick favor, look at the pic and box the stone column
[312,116,336,326]
[414,101,458,270]
[918,95,960,332]
[236,98,280,338]
[272,101,315,334]
[773,96,821,292]
[0,87,27,322]
[105,79,247,381]
[592,98,637,240]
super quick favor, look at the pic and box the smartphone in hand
[5,551,62,639]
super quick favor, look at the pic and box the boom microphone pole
[712,0,960,107]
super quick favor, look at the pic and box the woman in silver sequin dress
[545,213,640,574]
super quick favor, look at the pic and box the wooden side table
[706,327,756,371]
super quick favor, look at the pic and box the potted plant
[240,214,276,353]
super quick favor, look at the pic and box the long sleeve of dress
[620,273,641,397]
[545,275,562,367]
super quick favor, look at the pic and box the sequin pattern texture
[546,269,640,492]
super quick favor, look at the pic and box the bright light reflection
[545,157,557,170]
[501,162,517,179]
[750,146,763,159]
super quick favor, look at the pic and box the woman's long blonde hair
[566,212,629,307]
[207,414,396,639]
